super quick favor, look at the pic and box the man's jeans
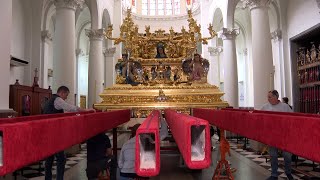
[269,146,292,177]
[45,151,66,180]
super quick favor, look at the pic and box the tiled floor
[228,139,320,180]
[3,139,320,180]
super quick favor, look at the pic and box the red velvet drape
[0,110,130,176]
[193,108,320,163]
[165,109,211,169]
[135,110,160,177]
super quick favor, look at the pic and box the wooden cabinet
[295,42,320,113]
[9,84,52,116]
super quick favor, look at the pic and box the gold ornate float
[94,9,228,117]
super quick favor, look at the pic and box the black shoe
[266,176,278,180]
[286,174,294,180]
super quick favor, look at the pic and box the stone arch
[225,0,240,28]
[85,0,100,29]
[102,9,112,48]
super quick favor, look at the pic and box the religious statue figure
[306,49,311,64]
[304,70,308,83]
[310,43,317,62]
[155,43,167,58]
[189,54,204,81]
[298,50,305,66]
[117,54,140,86]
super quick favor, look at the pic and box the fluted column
[103,47,116,88]
[218,28,240,108]
[52,0,84,105]
[0,0,11,109]
[86,29,104,108]
[208,46,223,87]
[271,29,284,97]
[41,30,52,89]
[242,0,273,108]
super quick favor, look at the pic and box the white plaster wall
[0,0,12,109]
[287,0,320,39]
[11,0,26,60]
[10,67,25,85]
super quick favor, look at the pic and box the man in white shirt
[261,90,293,180]
[43,86,83,180]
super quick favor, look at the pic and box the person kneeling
[86,133,117,180]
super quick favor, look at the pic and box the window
[166,0,173,15]
[174,0,180,14]
[141,0,181,16]
[142,0,148,15]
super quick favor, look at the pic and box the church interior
[0,0,320,179]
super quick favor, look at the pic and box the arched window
[141,0,181,16]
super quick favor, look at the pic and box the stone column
[41,30,52,89]
[208,46,223,87]
[242,0,273,108]
[271,29,283,97]
[0,0,11,111]
[104,47,116,88]
[218,28,240,108]
[52,0,84,105]
[86,29,104,108]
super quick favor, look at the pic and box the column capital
[208,46,223,56]
[53,0,84,11]
[218,28,240,40]
[85,29,105,41]
[271,29,282,41]
[41,30,52,43]
[103,47,116,57]
[241,0,272,10]
[75,48,83,56]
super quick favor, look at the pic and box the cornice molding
[53,0,84,11]
[85,29,105,41]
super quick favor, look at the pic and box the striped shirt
[118,137,136,173]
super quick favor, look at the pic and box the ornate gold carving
[105,9,216,59]
[95,8,227,116]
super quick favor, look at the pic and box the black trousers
[86,156,117,180]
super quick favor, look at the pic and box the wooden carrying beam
[164,109,211,169]
[193,108,320,163]
[135,110,161,177]
[0,110,130,176]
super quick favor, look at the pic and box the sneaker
[266,176,278,180]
